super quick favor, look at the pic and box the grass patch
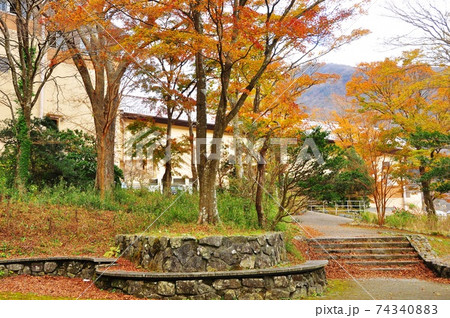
[143,223,267,238]
[360,211,378,224]
[0,291,72,300]
[357,210,450,237]
[278,222,305,263]
[2,185,265,230]
[356,210,450,257]
[302,279,351,299]
[426,236,450,257]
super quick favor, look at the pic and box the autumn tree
[0,0,67,191]
[125,118,190,190]
[175,0,367,224]
[48,0,162,196]
[135,42,196,195]
[239,63,334,227]
[345,51,450,215]
[333,103,397,225]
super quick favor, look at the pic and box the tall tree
[345,51,450,215]
[240,64,333,227]
[136,43,196,195]
[175,0,367,224]
[0,0,67,191]
[333,103,397,225]
[48,0,160,196]
[272,128,348,228]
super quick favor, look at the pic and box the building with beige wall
[118,96,234,191]
[0,3,95,136]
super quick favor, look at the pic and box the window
[0,0,8,12]
[172,178,185,185]
[45,114,62,130]
[0,57,9,73]
[1,1,28,16]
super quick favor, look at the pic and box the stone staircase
[307,236,422,271]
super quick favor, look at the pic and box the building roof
[120,95,216,129]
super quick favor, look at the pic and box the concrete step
[359,267,417,271]
[316,254,419,260]
[310,242,411,249]
[312,247,416,254]
[345,260,421,266]
[308,236,407,243]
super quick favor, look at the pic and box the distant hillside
[298,63,355,112]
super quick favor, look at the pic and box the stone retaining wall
[0,256,113,279]
[94,260,328,300]
[407,235,450,278]
[115,233,286,272]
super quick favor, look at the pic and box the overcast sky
[319,0,446,66]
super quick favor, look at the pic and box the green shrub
[385,208,416,229]
[0,117,122,189]
[103,246,120,258]
[360,211,377,224]
[218,192,260,229]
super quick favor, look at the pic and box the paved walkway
[295,211,384,237]
[296,212,450,300]
[318,278,450,300]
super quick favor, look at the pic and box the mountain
[298,63,355,112]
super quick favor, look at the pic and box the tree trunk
[193,3,214,223]
[162,160,172,195]
[15,107,32,193]
[233,116,243,179]
[255,147,268,228]
[162,119,172,195]
[373,185,384,226]
[198,160,221,224]
[421,180,436,215]
[95,118,116,198]
[187,113,198,191]
[379,204,386,226]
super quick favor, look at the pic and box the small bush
[385,208,416,229]
[0,117,123,190]
[360,211,378,224]
[103,246,120,258]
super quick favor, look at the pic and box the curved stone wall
[115,233,286,272]
[94,260,328,300]
[0,256,328,300]
[0,256,113,279]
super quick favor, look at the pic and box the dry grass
[405,216,450,236]
[0,201,147,258]
[0,201,288,259]
[426,235,450,257]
